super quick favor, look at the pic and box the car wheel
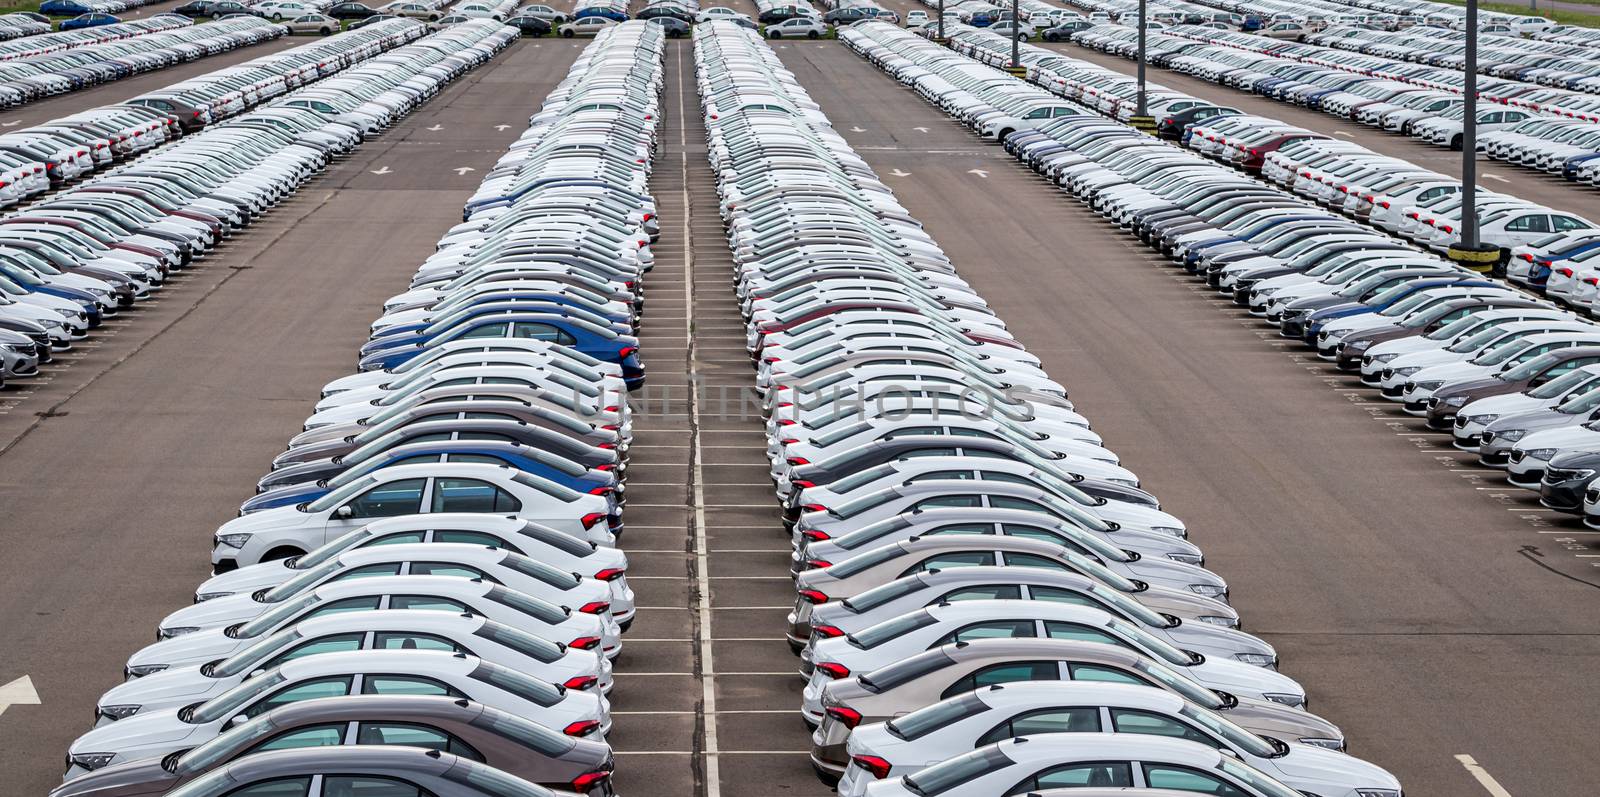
[1450,135,1463,151]
[767,29,779,38]
[261,546,304,562]
[320,26,331,34]
[807,29,819,38]
[562,28,574,36]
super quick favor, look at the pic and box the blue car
[369,297,634,342]
[39,0,92,13]
[1301,277,1501,345]
[572,5,627,21]
[356,311,644,387]
[241,439,621,514]
[59,12,120,29]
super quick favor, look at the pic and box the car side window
[1044,621,1124,646]
[1004,552,1074,572]
[319,776,428,797]
[458,322,510,340]
[344,479,426,519]
[1070,663,1153,688]
[1111,708,1220,747]
[1553,215,1589,232]
[1028,586,1104,609]
[365,531,428,548]
[904,552,996,575]
[328,563,404,583]
[941,661,1060,699]
[245,676,353,718]
[434,530,520,551]
[361,675,464,697]
[247,724,347,754]
[923,523,997,537]
[408,562,492,580]
[977,706,1101,745]
[264,633,366,669]
[906,470,974,483]
[1141,764,1251,796]
[512,322,576,346]
[910,495,984,511]
[430,478,522,513]
[1504,214,1551,233]
[389,595,472,612]
[935,584,1023,603]
[223,780,312,797]
[371,632,463,653]
[935,619,1036,646]
[1013,761,1134,793]
[356,722,484,761]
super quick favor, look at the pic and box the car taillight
[563,675,599,691]
[812,624,844,638]
[594,463,614,471]
[581,512,607,529]
[801,530,830,543]
[563,719,600,737]
[826,706,864,728]
[1379,201,1391,208]
[1558,267,1575,277]
[786,456,809,465]
[569,636,601,650]
[1440,225,1453,233]
[1520,253,1534,262]
[618,346,637,359]
[799,588,830,604]
[777,418,796,426]
[593,567,625,581]
[815,662,851,679]
[792,479,815,488]
[800,504,827,513]
[853,754,893,779]
[578,601,610,615]
[805,559,831,569]
[572,770,612,792]
[589,486,613,496]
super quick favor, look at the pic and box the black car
[645,15,688,36]
[637,4,691,22]
[208,0,256,15]
[823,7,871,24]
[1540,451,1600,514]
[13,10,49,22]
[757,4,810,23]
[170,0,215,17]
[504,14,551,35]
[1154,104,1240,140]
[1041,20,1092,41]
[327,1,377,18]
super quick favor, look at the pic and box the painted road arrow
[370,166,393,175]
[967,169,989,178]
[0,675,39,719]
[889,169,912,177]
[453,167,475,175]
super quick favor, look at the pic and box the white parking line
[1455,754,1514,797]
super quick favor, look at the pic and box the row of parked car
[0,12,49,41]
[903,22,1600,553]
[0,16,288,110]
[50,18,670,797]
[0,19,447,385]
[38,0,158,18]
[693,16,1405,797]
[0,14,187,61]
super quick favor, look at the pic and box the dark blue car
[1301,277,1501,345]
[356,311,643,387]
[59,12,120,29]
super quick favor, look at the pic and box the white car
[838,682,1397,797]
[63,651,608,779]
[767,16,825,38]
[558,16,617,36]
[94,609,613,724]
[210,462,617,567]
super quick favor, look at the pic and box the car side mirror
[334,505,353,519]
[1218,747,1241,760]
[229,714,249,727]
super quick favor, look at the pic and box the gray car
[807,638,1341,779]
[151,745,565,797]
[1475,386,1600,467]
[50,694,614,797]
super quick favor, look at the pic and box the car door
[327,477,428,544]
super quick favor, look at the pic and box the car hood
[194,560,299,600]
[125,628,251,674]
[1434,376,1517,401]
[99,666,235,718]
[1226,695,1345,747]
[1190,655,1304,703]
[1412,361,1495,384]
[1389,347,1468,370]
[214,505,306,537]
[69,709,207,758]
[1483,408,1588,437]
[1460,392,1552,418]
[48,757,175,797]
[1270,742,1402,792]
[159,593,270,635]
[321,369,390,395]
[1516,423,1600,451]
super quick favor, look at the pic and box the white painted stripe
[1455,754,1514,797]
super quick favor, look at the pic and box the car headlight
[1496,429,1527,443]
[1355,791,1401,797]
[1413,380,1445,391]
[1167,552,1203,565]
[70,752,117,771]
[1348,340,1373,351]
[1196,615,1239,628]
[1371,353,1401,363]
[1525,448,1559,461]
[1444,396,1468,407]
[1298,737,1345,751]
[1261,692,1306,708]
[1393,366,1423,377]
[1148,526,1186,538]
[123,664,168,678]
[1465,414,1499,425]
[1564,469,1597,480]
[2,343,30,354]
[1186,583,1226,599]
[195,591,232,602]
[216,533,252,549]
[98,704,142,720]
[157,626,199,640]
[1234,652,1277,668]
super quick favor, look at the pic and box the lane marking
[1455,754,1513,797]
[1484,174,1512,184]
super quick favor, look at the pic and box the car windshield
[825,544,906,577]
[1529,368,1597,399]
[1108,619,1192,667]
[213,629,301,678]
[1471,337,1535,366]
[1218,758,1304,797]
[262,558,349,602]
[848,609,938,649]
[825,463,899,495]
[834,516,913,552]
[1555,385,1600,414]
[192,669,289,723]
[237,593,322,638]
[1180,703,1279,758]
[1503,351,1569,382]
[1378,291,1435,317]
[1447,326,1512,354]
[1426,314,1489,342]
[1089,584,1170,628]
[902,745,1014,796]
[174,712,286,773]
[295,527,384,569]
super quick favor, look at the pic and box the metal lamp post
[1447,0,1499,272]
[1011,0,1020,70]
[1130,0,1155,133]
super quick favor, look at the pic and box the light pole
[1011,0,1020,70]
[1130,0,1155,133]
[1448,0,1498,272]
[936,0,944,41]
